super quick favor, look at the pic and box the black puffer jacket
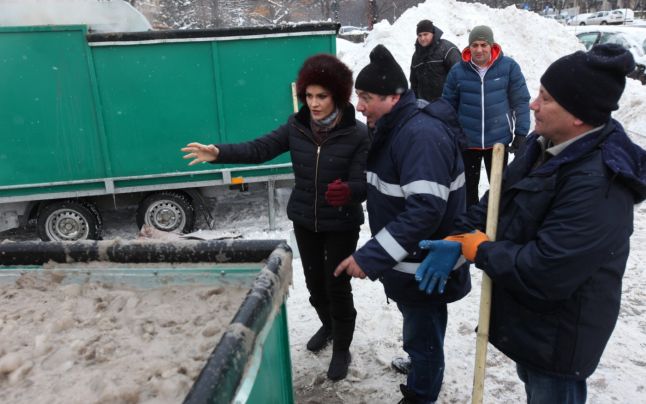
[215,103,370,232]
[410,27,461,101]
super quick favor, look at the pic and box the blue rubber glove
[415,240,462,294]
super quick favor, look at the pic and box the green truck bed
[0,23,338,239]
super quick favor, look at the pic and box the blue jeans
[397,302,447,403]
[516,363,587,404]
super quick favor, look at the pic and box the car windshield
[576,32,600,50]
[602,32,632,50]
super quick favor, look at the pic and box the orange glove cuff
[445,230,489,261]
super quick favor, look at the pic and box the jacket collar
[294,102,357,130]
[524,120,646,202]
[374,90,418,134]
[461,43,502,67]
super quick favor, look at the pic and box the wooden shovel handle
[472,143,505,404]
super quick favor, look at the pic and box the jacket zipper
[293,123,347,233]
[314,145,321,232]
[479,76,485,148]
[469,62,493,149]
[468,62,487,148]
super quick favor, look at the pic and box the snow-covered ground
[1,1,645,403]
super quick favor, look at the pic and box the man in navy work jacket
[417,44,645,403]
[334,44,470,404]
[443,25,530,206]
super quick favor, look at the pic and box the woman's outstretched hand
[181,142,219,165]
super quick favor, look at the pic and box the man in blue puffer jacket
[418,44,645,403]
[335,44,470,404]
[443,25,530,206]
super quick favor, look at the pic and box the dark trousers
[462,147,509,207]
[293,223,359,352]
[516,363,587,404]
[397,302,448,403]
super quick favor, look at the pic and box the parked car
[568,13,593,26]
[612,8,635,24]
[338,25,369,43]
[543,14,569,25]
[584,9,633,25]
[575,29,646,84]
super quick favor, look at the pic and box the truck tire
[37,200,102,241]
[136,192,195,233]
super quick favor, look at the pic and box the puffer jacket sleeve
[475,172,632,301]
[215,123,291,164]
[507,60,531,137]
[410,55,419,97]
[442,65,460,111]
[353,122,458,279]
[347,122,370,203]
[443,44,461,71]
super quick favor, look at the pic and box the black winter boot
[306,326,332,352]
[397,384,425,404]
[327,350,351,381]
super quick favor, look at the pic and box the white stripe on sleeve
[375,228,408,262]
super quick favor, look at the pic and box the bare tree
[371,0,424,24]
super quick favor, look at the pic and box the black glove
[509,135,526,155]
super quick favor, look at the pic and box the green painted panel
[214,35,334,168]
[92,34,335,178]
[91,41,219,177]
[0,27,105,186]
[246,305,294,403]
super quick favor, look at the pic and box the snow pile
[0,0,152,33]
[337,0,646,135]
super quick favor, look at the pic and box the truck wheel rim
[45,209,90,241]
[145,199,186,232]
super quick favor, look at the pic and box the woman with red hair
[182,54,368,381]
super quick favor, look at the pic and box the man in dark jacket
[410,19,460,102]
[443,25,530,206]
[334,44,470,404]
[417,44,645,403]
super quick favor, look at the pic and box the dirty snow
[0,271,248,403]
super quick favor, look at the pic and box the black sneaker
[306,326,332,352]
[391,356,412,374]
[327,350,351,381]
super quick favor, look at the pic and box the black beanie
[417,19,434,34]
[540,43,635,126]
[355,45,408,95]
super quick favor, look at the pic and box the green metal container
[0,239,294,403]
[0,23,338,239]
